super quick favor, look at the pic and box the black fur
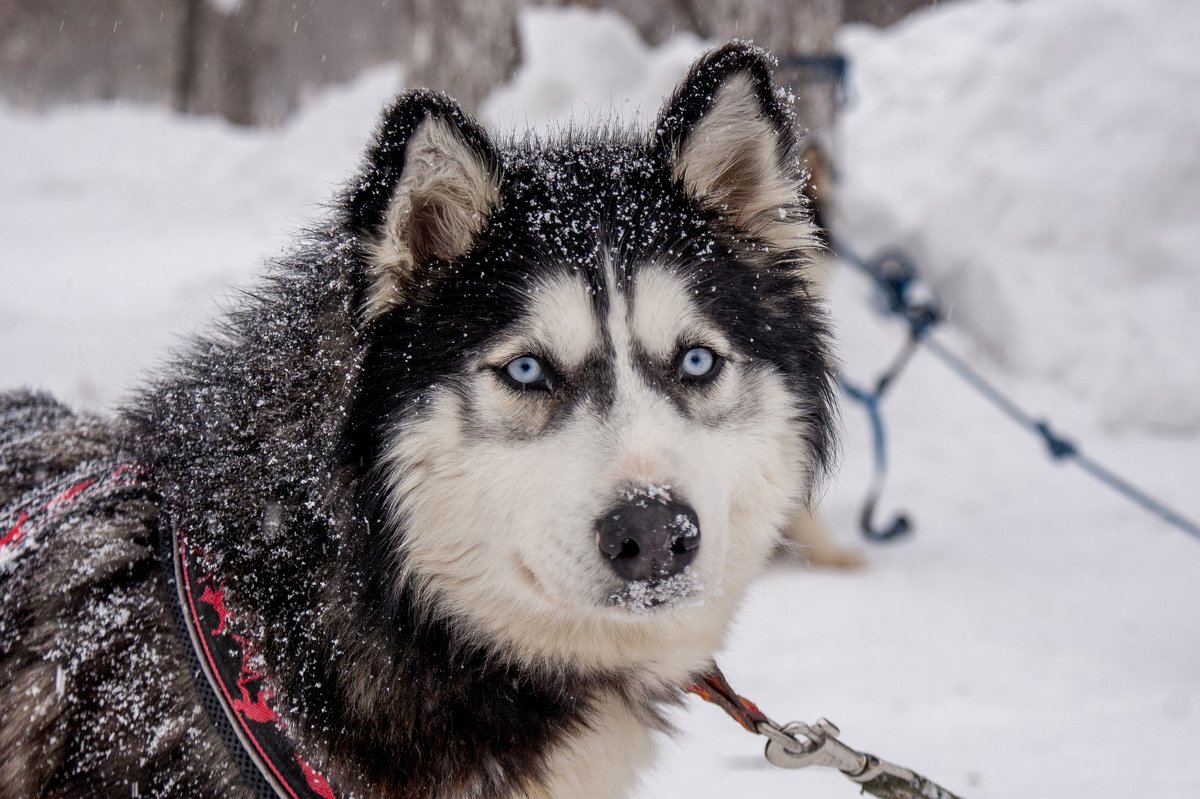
[0,42,834,798]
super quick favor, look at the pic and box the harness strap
[154,510,285,799]
[155,512,339,799]
[1,462,147,567]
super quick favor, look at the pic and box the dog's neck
[294,565,663,797]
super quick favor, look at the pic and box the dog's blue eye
[678,346,720,381]
[504,356,547,388]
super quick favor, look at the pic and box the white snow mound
[0,65,404,410]
[837,0,1200,433]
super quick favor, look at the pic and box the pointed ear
[347,90,501,321]
[653,43,816,253]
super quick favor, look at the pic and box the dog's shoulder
[0,390,117,506]
[0,390,157,607]
[0,391,242,798]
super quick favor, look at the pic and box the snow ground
[2,2,1199,798]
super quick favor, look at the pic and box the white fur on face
[490,275,600,371]
[628,266,730,360]
[380,263,809,682]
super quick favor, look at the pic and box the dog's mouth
[514,555,706,616]
[605,568,706,616]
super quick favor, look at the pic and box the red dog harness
[163,523,340,799]
[1,461,340,799]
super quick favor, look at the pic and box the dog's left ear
[654,43,814,252]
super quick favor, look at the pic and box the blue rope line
[923,336,1200,541]
[833,239,1200,544]
[839,375,911,541]
[1073,454,1200,539]
[921,337,1072,455]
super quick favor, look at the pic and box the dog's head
[346,43,835,678]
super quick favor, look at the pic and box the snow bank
[0,65,403,410]
[837,0,1200,433]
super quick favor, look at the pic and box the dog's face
[348,45,834,677]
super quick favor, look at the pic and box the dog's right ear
[348,90,501,321]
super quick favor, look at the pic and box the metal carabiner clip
[759,717,919,786]
[758,718,869,773]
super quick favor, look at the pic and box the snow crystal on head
[496,138,686,265]
[608,567,705,615]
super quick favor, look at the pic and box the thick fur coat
[0,44,835,798]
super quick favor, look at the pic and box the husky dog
[0,43,834,798]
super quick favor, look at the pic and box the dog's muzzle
[596,492,700,582]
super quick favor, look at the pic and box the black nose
[596,495,701,581]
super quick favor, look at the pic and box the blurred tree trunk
[0,0,905,134]
[845,0,941,28]
[0,0,184,110]
[405,0,523,113]
[207,0,266,126]
[174,0,201,112]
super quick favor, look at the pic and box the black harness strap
[154,512,340,799]
[154,509,283,799]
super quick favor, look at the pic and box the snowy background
[3,0,1199,796]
